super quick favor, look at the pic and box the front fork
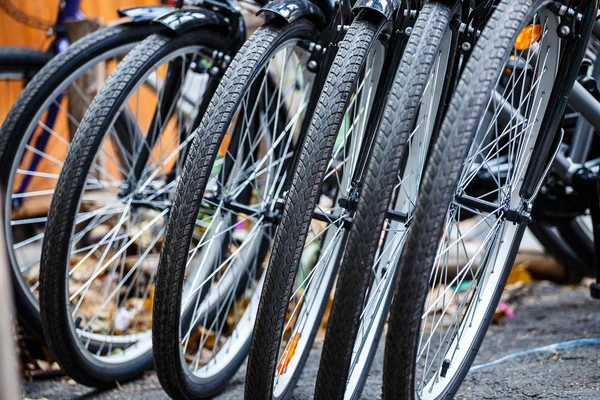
[339,10,409,211]
[522,0,600,297]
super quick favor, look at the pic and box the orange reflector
[219,132,231,156]
[277,332,300,375]
[515,25,543,50]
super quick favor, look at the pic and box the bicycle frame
[14,0,247,203]
[52,0,84,53]
[556,20,600,174]
[13,0,82,204]
[521,0,599,200]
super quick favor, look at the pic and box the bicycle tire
[153,20,317,399]
[0,47,52,76]
[384,0,566,398]
[316,3,457,399]
[0,23,161,336]
[40,29,229,387]
[245,13,386,400]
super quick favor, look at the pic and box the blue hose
[470,338,600,372]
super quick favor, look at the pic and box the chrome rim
[345,23,453,399]
[178,40,315,380]
[64,45,211,363]
[416,9,560,399]
[273,40,385,397]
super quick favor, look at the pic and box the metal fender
[258,0,327,29]
[352,0,400,20]
[118,6,175,23]
[152,8,230,36]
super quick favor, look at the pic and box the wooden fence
[1,0,158,121]
[1,0,157,47]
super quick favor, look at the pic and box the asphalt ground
[22,279,600,399]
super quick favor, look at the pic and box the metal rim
[345,21,454,399]
[272,38,386,398]
[63,44,212,365]
[416,8,560,398]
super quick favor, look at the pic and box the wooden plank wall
[1,0,157,47]
[1,0,158,121]
[1,0,160,207]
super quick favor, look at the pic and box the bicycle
[147,0,354,398]
[233,0,474,398]
[32,0,252,388]
[0,0,75,122]
[242,0,500,397]
[381,0,598,398]
[0,0,180,336]
[528,24,600,279]
[311,1,470,397]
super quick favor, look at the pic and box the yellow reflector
[515,25,543,50]
[277,332,300,375]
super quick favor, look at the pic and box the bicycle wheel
[0,23,160,335]
[316,3,458,399]
[152,20,317,399]
[384,1,565,398]
[0,47,52,122]
[245,12,387,399]
[40,29,229,387]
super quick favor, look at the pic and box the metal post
[0,193,20,399]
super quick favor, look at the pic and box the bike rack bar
[208,198,348,226]
[593,19,600,40]
[455,193,500,215]
[223,201,266,218]
[313,209,346,225]
[0,204,20,399]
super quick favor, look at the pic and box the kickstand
[590,173,600,299]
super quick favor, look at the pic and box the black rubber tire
[0,23,161,337]
[383,0,561,398]
[0,47,52,75]
[39,29,228,388]
[152,20,317,400]
[529,221,590,283]
[315,3,456,399]
[245,13,386,400]
[557,219,594,270]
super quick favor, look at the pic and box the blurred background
[1,0,157,122]
[2,2,600,398]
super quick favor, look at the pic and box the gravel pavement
[22,280,600,399]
